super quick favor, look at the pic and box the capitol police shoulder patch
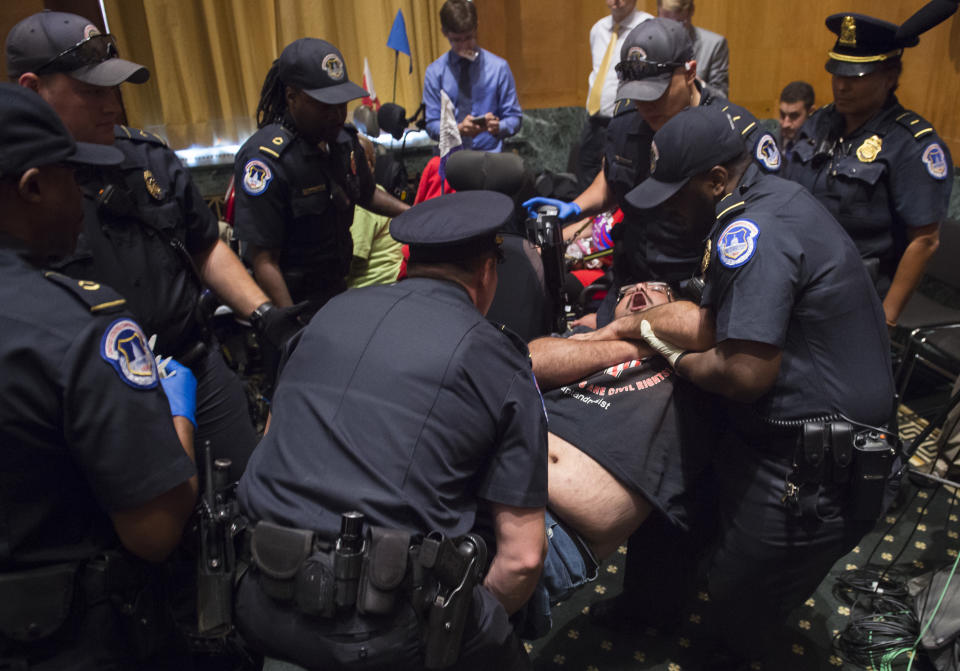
[754,133,781,172]
[922,143,948,180]
[100,318,159,389]
[717,219,760,268]
[242,159,273,196]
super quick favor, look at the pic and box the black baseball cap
[0,83,122,178]
[391,191,513,263]
[6,11,149,86]
[615,19,694,103]
[625,105,745,210]
[825,13,914,77]
[278,38,367,105]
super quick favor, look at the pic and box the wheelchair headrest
[445,150,527,196]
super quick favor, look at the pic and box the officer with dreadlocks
[234,39,410,318]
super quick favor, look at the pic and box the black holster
[418,533,487,670]
[0,564,77,645]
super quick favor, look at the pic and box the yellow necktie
[587,22,620,117]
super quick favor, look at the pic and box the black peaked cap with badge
[626,105,746,211]
[6,10,149,86]
[824,13,917,77]
[0,83,122,177]
[615,18,694,103]
[391,191,514,264]
[278,38,368,105]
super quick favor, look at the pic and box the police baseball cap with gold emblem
[825,13,918,77]
[6,11,149,86]
[278,38,367,105]
[615,19,694,103]
[625,105,745,210]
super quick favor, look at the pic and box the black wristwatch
[248,301,274,329]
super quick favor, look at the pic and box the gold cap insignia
[699,239,712,275]
[143,170,164,200]
[856,135,883,163]
[839,16,857,47]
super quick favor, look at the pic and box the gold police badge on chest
[856,135,883,163]
[699,239,712,274]
[143,170,164,200]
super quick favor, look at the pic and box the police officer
[782,13,952,328]
[523,17,780,327]
[233,38,410,319]
[234,191,547,670]
[0,83,198,669]
[5,11,292,474]
[589,105,895,661]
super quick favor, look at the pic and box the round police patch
[242,159,272,196]
[922,143,948,180]
[717,219,760,268]
[100,319,159,389]
[322,54,345,81]
[754,133,781,172]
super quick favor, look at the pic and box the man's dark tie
[458,59,472,121]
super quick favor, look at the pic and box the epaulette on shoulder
[115,125,168,146]
[894,110,936,141]
[715,192,746,224]
[43,271,127,314]
[613,98,637,117]
[255,125,294,160]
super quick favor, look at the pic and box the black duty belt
[244,518,487,669]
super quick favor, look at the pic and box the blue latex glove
[522,197,582,222]
[158,357,197,428]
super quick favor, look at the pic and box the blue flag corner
[386,9,413,73]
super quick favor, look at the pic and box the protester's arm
[529,336,651,390]
[483,503,547,615]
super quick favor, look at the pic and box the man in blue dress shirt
[422,0,523,152]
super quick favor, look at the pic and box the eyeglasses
[615,58,683,82]
[35,34,119,75]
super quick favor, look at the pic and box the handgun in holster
[196,441,241,637]
[418,532,488,670]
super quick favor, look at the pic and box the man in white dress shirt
[574,0,653,189]
[657,0,728,97]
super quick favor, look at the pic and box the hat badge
[839,16,857,47]
[650,140,659,175]
[322,54,345,81]
[627,46,647,62]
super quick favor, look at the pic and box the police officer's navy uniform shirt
[0,246,195,566]
[233,121,375,302]
[784,98,953,284]
[54,126,219,356]
[700,165,894,426]
[602,83,781,287]
[238,277,548,541]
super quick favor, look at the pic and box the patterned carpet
[526,405,954,671]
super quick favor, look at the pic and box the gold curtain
[104,0,446,149]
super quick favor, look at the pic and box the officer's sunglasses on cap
[35,34,119,75]
[615,58,684,81]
